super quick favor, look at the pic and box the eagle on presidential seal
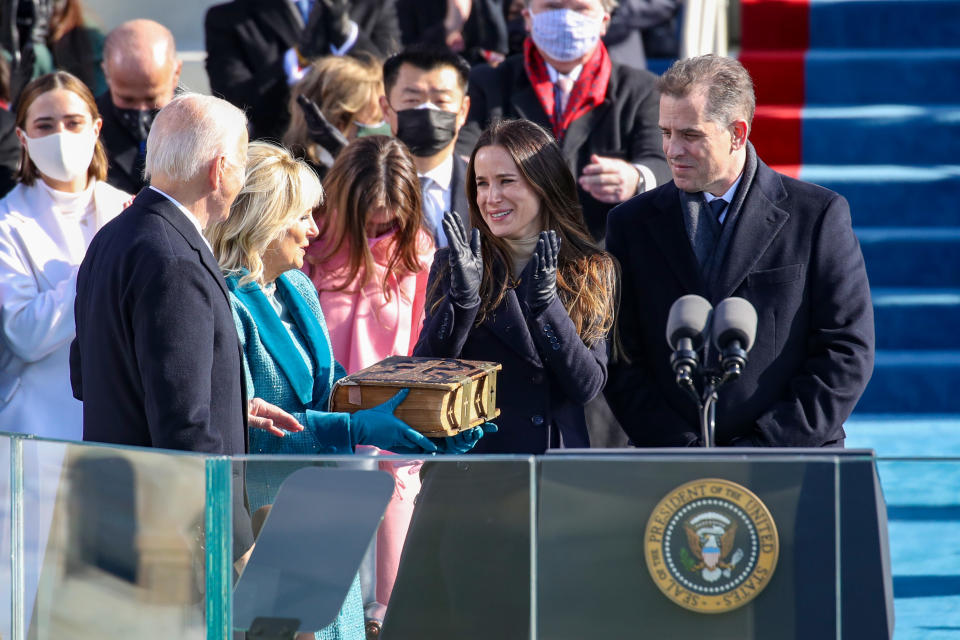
[684,511,743,583]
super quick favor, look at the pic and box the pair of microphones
[665,294,758,393]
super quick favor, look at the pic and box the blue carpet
[800,165,960,227]
[809,0,960,49]
[846,418,960,638]
[802,104,960,164]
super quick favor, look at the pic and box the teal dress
[227,268,363,640]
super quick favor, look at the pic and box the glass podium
[0,433,895,639]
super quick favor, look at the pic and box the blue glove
[431,422,498,454]
[349,389,438,453]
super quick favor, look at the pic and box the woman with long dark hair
[414,117,617,453]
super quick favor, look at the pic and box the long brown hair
[463,118,617,346]
[310,135,424,299]
[15,71,108,186]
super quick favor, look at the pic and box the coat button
[532,373,543,384]
[531,414,545,426]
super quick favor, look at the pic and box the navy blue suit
[413,249,607,453]
[604,157,875,447]
[70,188,252,550]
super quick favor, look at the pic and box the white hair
[145,93,248,183]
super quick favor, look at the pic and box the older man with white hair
[70,93,300,556]
[98,19,182,193]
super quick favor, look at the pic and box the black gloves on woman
[442,210,483,308]
[526,230,560,313]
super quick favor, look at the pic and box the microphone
[665,295,713,384]
[711,297,758,379]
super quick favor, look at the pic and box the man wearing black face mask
[381,46,471,249]
[95,20,181,194]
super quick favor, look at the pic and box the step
[809,0,960,50]
[845,415,960,457]
[803,104,960,165]
[797,165,960,227]
[857,351,960,413]
[806,49,960,105]
[872,289,960,350]
[858,228,960,288]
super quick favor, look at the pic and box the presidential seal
[644,478,779,614]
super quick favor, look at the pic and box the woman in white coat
[0,71,131,439]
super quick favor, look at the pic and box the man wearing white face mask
[456,0,670,242]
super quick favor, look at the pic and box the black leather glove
[441,210,482,308]
[526,230,560,313]
[296,94,348,156]
[299,0,353,58]
[22,0,52,47]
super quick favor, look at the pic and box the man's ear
[456,94,471,129]
[380,95,399,134]
[209,155,225,190]
[172,59,183,88]
[730,119,749,150]
[521,7,533,33]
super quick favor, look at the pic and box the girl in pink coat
[303,135,434,628]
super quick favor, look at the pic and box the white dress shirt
[703,173,743,226]
[419,154,454,249]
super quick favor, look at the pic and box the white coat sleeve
[0,224,79,363]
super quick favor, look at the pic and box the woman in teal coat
[206,141,490,640]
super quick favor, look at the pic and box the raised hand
[527,230,561,313]
[349,389,438,453]
[296,94,349,155]
[442,210,482,307]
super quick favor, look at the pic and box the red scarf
[523,37,612,142]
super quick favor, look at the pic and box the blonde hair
[207,141,323,285]
[284,55,384,164]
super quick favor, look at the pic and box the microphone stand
[674,364,742,448]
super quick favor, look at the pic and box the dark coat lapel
[643,184,706,294]
[250,0,302,45]
[136,189,232,305]
[560,68,617,162]
[482,287,544,369]
[714,161,790,300]
[508,62,552,131]
[228,274,315,405]
[478,259,543,368]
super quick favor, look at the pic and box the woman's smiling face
[474,144,544,241]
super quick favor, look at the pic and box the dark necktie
[707,198,728,223]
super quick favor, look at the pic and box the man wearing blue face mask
[457,0,670,242]
[96,20,181,194]
[381,46,472,249]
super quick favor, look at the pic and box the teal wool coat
[227,268,363,640]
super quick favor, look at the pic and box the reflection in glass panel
[21,440,207,639]
[0,435,10,640]
[232,456,534,639]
